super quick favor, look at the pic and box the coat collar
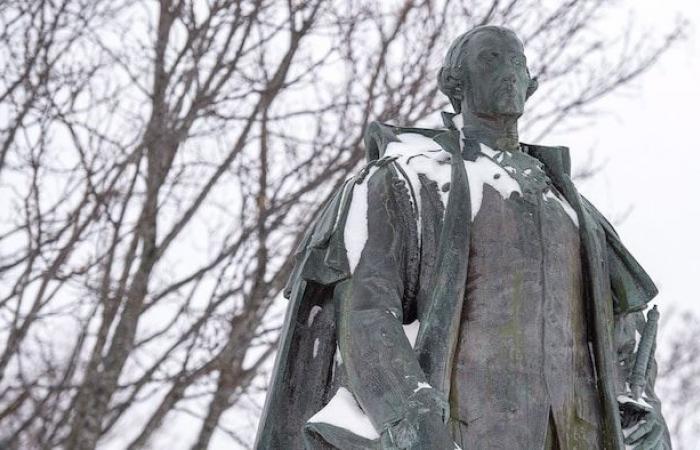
[435,112,479,161]
[439,110,572,177]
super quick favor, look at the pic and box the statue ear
[526,76,539,99]
[438,67,464,113]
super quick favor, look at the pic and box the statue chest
[447,155,602,448]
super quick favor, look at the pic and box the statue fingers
[625,420,663,448]
[635,423,663,450]
[623,419,655,445]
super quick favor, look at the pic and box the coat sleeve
[335,163,448,444]
[614,311,672,448]
[581,196,658,313]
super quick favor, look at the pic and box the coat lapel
[413,129,471,412]
[416,131,628,447]
[526,143,625,450]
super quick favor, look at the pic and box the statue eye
[478,51,499,67]
[512,56,525,66]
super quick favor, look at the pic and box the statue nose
[503,73,517,84]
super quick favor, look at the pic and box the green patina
[255,25,669,450]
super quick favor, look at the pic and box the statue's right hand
[382,412,457,450]
[411,413,458,450]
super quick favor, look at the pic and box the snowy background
[555,1,700,321]
[0,0,699,449]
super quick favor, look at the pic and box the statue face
[462,30,531,117]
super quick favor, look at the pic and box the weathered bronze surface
[255,26,670,450]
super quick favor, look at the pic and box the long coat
[254,115,665,450]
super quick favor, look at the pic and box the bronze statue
[255,25,670,449]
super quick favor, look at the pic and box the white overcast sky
[547,1,700,318]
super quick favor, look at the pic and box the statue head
[438,26,538,118]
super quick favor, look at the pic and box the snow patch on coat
[308,320,423,441]
[402,320,420,348]
[466,145,522,220]
[307,387,380,439]
[385,133,444,231]
[380,134,524,221]
[344,167,379,273]
[543,189,579,227]
[307,305,323,326]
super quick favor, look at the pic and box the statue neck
[460,110,520,152]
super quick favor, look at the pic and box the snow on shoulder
[343,166,378,273]
[387,133,447,212]
[543,189,579,227]
[466,144,521,220]
[386,132,452,213]
[384,132,524,221]
[344,131,568,273]
[344,132,441,273]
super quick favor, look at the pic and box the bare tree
[656,308,700,450]
[0,0,685,449]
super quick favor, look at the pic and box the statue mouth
[499,83,517,96]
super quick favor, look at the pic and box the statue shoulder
[521,142,572,177]
[284,156,419,296]
[364,121,444,161]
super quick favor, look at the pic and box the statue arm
[583,195,669,447]
[336,165,451,447]
[614,311,672,449]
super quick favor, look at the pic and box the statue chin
[493,96,525,116]
[471,95,525,118]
